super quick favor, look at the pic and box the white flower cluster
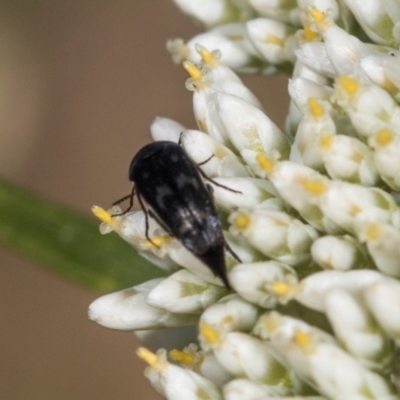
[89,1,400,399]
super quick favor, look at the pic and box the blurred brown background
[0,1,289,399]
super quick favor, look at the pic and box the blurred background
[0,1,289,399]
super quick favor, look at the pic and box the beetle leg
[112,186,136,215]
[197,154,214,166]
[136,192,161,247]
[223,237,242,263]
[198,167,242,194]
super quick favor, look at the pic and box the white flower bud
[246,0,301,26]
[253,312,396,399]
[223,378,291,400]
[294,42,336,79]
[307,7,374,77]
[324,288,394,373]
[252,158,341,233]
[357,222,400,278]
[180,129,251,178]
[146,269,228,314]
[195,45,264,109]
[92,207,178,272]
[319,181,400,235]
[88,280,198,330]
[369,128,400,190]
[364,279,400,342]
[342,0,396,45]
[172,0,254,28]
[167,23,263,72]
[360,54,400,101]
[210,177,281,211]
[296,270,387,312]
[333,75,400,139]
[150,117,186,143]
[311,234,372,271]
[320,134,380,186]
[292,60,330,86]
[288,77,333,115]
[199,294,262,336]
[169,344,232,387]
[138,347,223,400]
[220,333,291,386]
[215,92,290,160]
[228,261,298,308]
[229,210,318,266]
[382,53,400,93]
[246,18,298,64]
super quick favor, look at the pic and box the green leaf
[0,177,166,293]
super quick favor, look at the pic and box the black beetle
[114,140,240,289]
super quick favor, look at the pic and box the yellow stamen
[319,133,333,150]
[350,204,361,216]
[197,47,218,68]
[234,213,251,231]
[308,98,325,118]
[92,206,113,223]
[338,76,359,96]
[309,7,325,23]
[183,61,203,81]
[137,347,159,367]
[221,315,233,325]
[272,281,290,296]
[303,23,319,41]
[303,180,327,196]
[199,324,220,345]
[293,331,311,348]
[169,349,195,366]
[266,34,284,47]
[365,224,381,241]
[257,153,275,173]
[264,316,278,333]
[375,128,394,147]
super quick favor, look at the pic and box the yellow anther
[293,331,311,348]
[338,76,359,96]
[266,34,284,47]
[221,315,233,325]
[199,324,220,345]
[257,153,275,173]
[303,23,319,41]
[92,206,113,223]
[303,180,327,196]
[137,347,159,367]
[365,224,381,241]
[375,128,394,147]
[308,98,325,118]
[234,213,251,231]
[309,7,325,23]
[214,145,228,159]
[272,281,290,296]
[169,349,195,366]
[319,133,334,150]
[264,316,278,333]
[197,47,217,67]
[183,61,203,81]
[350,204,361,216]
